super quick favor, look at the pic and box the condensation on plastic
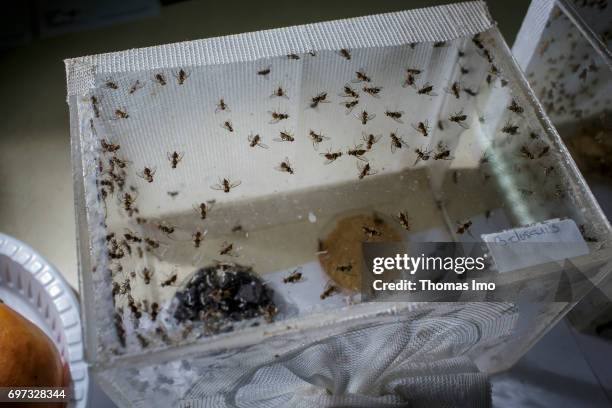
[0,233,89,408]
[513,0,612,332]
[65,1,612,407]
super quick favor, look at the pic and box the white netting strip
[178,303,515,408]
[65,1,493,97]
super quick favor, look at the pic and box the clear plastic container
[65,2,612,406]
[513,0,612,332]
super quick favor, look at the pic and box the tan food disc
[318,214,402,291]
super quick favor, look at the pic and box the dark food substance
[173,264,277,333]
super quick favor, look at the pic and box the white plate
[0,232,88,408]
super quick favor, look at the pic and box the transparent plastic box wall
[66,6,612,407]
[513,0,612,331]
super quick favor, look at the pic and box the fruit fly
[150,302,159,321]
[269,110,289,124]
[219,241,235,256]
[347,144,367,161]
[157,222,175,236]
[321,148,343,164]
[174,69,189,85]
[338,49,351,60]
[129,80,144,94]
[104,79,118,89]
[456,220,472,235]
[417,82,437,96]
[222,120,234,132]
[389,132,406,153]
[274,130,295,142]
[271,86,289,99]
[336,263,353,273]
[414,148,432,165]
[433,41,446,48]
[101,139,120,153]
[161,272,178,287]
[308,130,329,150]
[124,230,142,243]
[449,111,469,129]
[508,99,524,115]
[211,178,241,193]
[248,133,268,148]
[154,73,167,86]
[463,87,478,97]
[91,96,100,118]
[362,225,382,238]
[353,70,371,83]
[115,108,129,119]
[276,158,295,174]
[144,237,160,249]
[257,67,271,76]
[320,282,339,299]
[193,201,213,220]
[402,68,421,88]
[362,133,381,150]
[310,92,329,108]
[501,121,519,135]
[412,121,430,137]
[139,268,154,284]
[354,110,376,125]
[434,142,452,160]
[445,81,461,99]
[396,211,411,230]
[341,99,359,113]
[362,85,382,97]
[341,84,360,98]
[216,99,229,113]
[137,167,156,183]
[167,151,184,169]
[121,192,136,212]
[385,110,404,123]
[193,230,206,248]
[283,268,303,283]
[287,53,300,60]
[357,162,376,179]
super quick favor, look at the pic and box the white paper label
[481,219,589,273]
